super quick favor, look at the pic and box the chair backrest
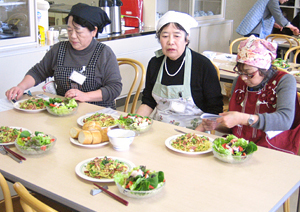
[229,37,248,54]
[117,58,146,114]
[211,61,220,80]
[283,45,300,63]
[13,182,58,212]
[0,172,14,212]
[266,34,300,49]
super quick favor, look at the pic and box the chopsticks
[93,183,128,206]
[3,146,26,161]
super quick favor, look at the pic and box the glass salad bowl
[212,148,253,164]
[46,105,78,116]
[45,97,78,116]
[117,114,153,134]
[116,182,165,199]
[15,134,56,155]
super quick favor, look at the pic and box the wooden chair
[117,58,146,114]
[13,182,58,212]
[266,34,300,49]
[0,172,17,212]
[229,37,248,54]
[211,61,220,80]
[283,46,300,63]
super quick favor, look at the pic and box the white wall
[0,48,49,99]
[225,0,256,41]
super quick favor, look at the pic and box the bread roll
[82,121,102,131]
[100,128,110,142]
[78,130,93,144]
[90,130,102,144]
[69,127,81,139]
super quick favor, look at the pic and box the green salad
[114,166,165,191]
[213,134,257,159]
[117,113,152,132]
[45,97,78,115]
[272,58,290,69]
[16,131,55,152]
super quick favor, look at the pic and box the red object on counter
[121,0,143,27]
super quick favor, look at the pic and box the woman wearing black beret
[6,3,122,109]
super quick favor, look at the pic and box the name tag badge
[69,71,86,85]
[170,101,186,113]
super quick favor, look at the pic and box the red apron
[229,71,300,154]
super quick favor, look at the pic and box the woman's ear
[92,26,98,37]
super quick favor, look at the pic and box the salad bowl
[114,166,165,198]
[45,97,78,116]
[212,148,253,164]
[116,182,165,199]
[212,134,257,164]
[117,113,153,134]
[15,131,56,155]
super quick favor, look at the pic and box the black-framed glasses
[233,65,258,79]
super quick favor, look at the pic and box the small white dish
[107,129,135,151]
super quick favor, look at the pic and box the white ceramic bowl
[107,129,135,151]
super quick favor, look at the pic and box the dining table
[0,92,300,212]
[211,52,300,92]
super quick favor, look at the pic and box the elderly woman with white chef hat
[136,11,223,129]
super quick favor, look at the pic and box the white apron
[152,48,203,129]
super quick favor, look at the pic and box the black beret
[66,3,111,33]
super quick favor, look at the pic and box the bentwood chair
[211,61,220,80]
[283,46,300,63]
[13,182,58,212]
[0,172,19,212]
[229,37,248,54]
[266,34,300,49]
[117,58,146,114]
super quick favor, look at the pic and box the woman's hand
[6,86,25,101]
[65,89,85,101]
[217,111,250,128]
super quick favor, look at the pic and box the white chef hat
[157,11,198,34]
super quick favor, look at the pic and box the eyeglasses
[233,66,259,79]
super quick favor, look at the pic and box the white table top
[0,94,300,212]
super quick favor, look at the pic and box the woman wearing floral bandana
[197,35,300,154]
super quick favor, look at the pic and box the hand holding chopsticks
[3,146,26,161]
[93,183,128,206]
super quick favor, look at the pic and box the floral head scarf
[237,35,277,69]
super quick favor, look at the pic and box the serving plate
[165,134,213,155]
[13,99,46,113]
[69,137,109,148]
[0,126,31,145]
[75,156,135,183]
[77,113,119,127]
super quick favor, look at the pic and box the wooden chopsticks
[93,183,128,206]
[3,146,26,161]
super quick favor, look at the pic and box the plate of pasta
[13,98,46,113]
[77,113,119,128]
[165,133,213,155]
[75,156,135,182]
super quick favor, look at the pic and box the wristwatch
[248,115,255,126]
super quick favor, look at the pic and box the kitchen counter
[52,25,156,43]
